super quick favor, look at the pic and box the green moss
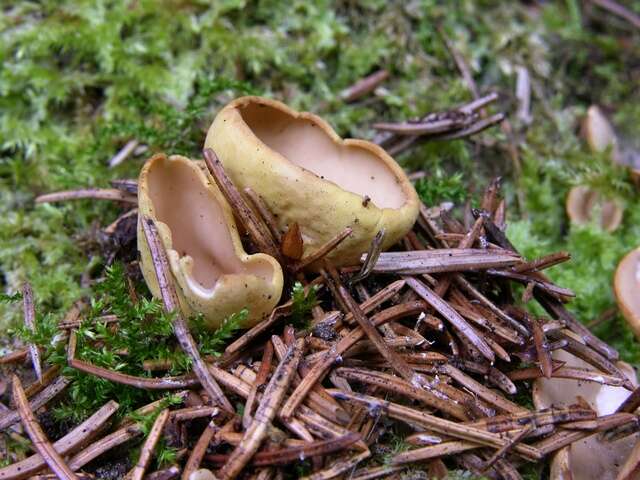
[2,2,640,477]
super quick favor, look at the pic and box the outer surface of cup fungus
[615,247,640,339]
[565,185,623,232]
[205,96,420,267]
[137,154,283,329]
[533,334,639,480]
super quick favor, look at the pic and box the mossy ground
[1,1,639,477]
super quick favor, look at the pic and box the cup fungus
[137,154,283,329]
[533,332,639,480]
[565,185,623,232]
[614,247,640,339]
[205,96,420,267]
[583,105,640,187]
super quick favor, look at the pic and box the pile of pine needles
[1,99,638,480]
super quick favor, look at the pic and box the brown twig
[182,418,219,480]
[350,229,385,284]
[0,400,118,480]
[0,347,29,365]
[590,0,640,29]
[206,432,361,466]
[282,301,424,421]
[330,390,543,460]
[325,263,421,386]
[35,188,136,204]
[68,424,143,471]
[11,375,78,480]
[68,358,198,390]
[129,409,170,480]
[218,338,305,479]
[203,148,282,262]
[367,248,520,275]
[0,376,70,431]
[243,341,274,429]
[292,227,353,272]
[303,450,370,480]
[392,441,478,465]
[141,216,233,412]
[21,283,42,382]
[530,315,553,379]
[244,187,282,243]
[405,276,495,362]
[340,69,389,102]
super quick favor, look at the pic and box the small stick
[280,301,425,422]
[340,69,389,102]
[141,216,233,412]
[512,251,571,273]
[467,406,595,433]
[68,358,198,390]
[110,178,138,194]
[433,113,505,140]
[0,376,70,431]
[351,465,403,480]
[405,276,495,362]
[145,466,181,480]
[109,139,139,168]
[170,406,218,423]
[203,148,281,261]
[391,441,477,465]
[243,341,274,429]
[374,117,473,135]
[547,329,630,386]
[342,279,405,326]
[508,365,628,387]
[22,365,60,399]
[205,433,361,466]
[302,450,370,480]
[616,385,640,413]
[454,275,529,336]
[292,227,352,272]
[330,390,543,460]
[537,293,619,360]
[486,269,575,298]
[224,277,323,356]
[0,400,118,480]
[438,365,526,414]
[181,418,219,480]
[129,409,170,480]
[325,263,420,386]
[530,315,553,379]
[68,424,143,471]
[35,188,136,204]
[21,283,42,382]
[481,425,534,472]
[534,413,636,455]
[0,347,29,364]
[349,229,385,284]
[244,187,282,243]
[335,367,468,420]
[11,375,78,480]
[590,0,640,29]
[218,339,305,480]
[367,248,521,275]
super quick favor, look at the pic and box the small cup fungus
[205,96,420,268]
[137,154,283,329]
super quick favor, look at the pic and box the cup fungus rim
[614,246,640,337]
[138,153,283,299]
[565,185,623,232]
[219,95,419,213]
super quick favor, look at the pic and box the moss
[2,2,640,476]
